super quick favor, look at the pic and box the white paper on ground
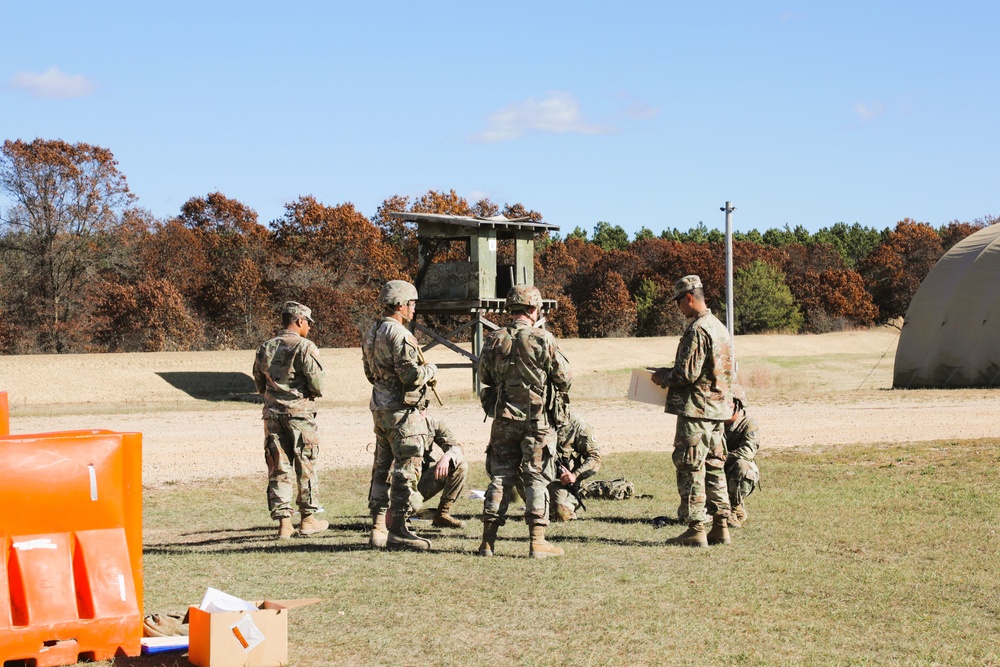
[199,587,258,613]
[467,489,486,500]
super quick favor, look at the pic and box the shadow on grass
[156,371,261,402]
[585,515,670,526]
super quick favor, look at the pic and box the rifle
[414,345,444,407]
[557,459,587,512]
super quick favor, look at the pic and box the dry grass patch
[61,439,1000,667]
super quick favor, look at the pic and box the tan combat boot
[528,525,564,559]
[665,520,708,547]
[478,522,500,557]
[551,503,576,522]
[277,517,295,540]
[733,504,747,524]
[432,501,465,529]
[387,516,432,551]
[298,513,329,536]
[707,515,731,545]
[370,510,388,548]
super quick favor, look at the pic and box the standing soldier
[362,280,442,551]
[478,285,572,558]
[549,411,602,522]
[651,275,734,547]
[723,384,760,527]
[253,301,328,540]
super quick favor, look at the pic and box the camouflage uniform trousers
[548,484,580,520]
[368,408,431,520]
[264,414,321,520]
[724,455,758,508]
[672,416,731,523]
[417,454,468,510]
[482,417,556,527]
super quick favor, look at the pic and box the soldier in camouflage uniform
[549,411,602,522]
[415,416,468,527]
[651,275,734,547]
[253,301,328,540]
[362,280,449,551]
[722,383,760,527]
[477,285,572,558]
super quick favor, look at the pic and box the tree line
[0,138,994,354]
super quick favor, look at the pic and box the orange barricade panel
[9,533,79,626]
[0,429,143,667]
[0,391,8,435]
[0,536,10,632]
[74,528,139,619]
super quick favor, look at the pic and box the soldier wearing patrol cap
[722,383,760,527]
[253,301,328,539]
[361,280,455,551]
[477,285,572,558]
[650,275,734,547]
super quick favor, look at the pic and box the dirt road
[5,329,998,486]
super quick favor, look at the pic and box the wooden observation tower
[387,211,559,391]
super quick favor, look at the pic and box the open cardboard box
[188,599,321,667]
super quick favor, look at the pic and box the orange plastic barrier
[0,429,143,667]
[0,391,8,435]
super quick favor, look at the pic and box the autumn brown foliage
[0,137,991,354]
[859,219,944,320]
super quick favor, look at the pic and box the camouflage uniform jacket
[556,413,602,480]
[362,317,435,412]
[478,320,572,425]
[664,308,733,420]
[725,411,760,461]
[253,329,324,418]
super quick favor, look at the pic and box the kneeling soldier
[723,384,761,527]
[549,411,602,521]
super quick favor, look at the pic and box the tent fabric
[893,224,1000,388]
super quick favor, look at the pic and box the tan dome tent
[893,224,1000,388]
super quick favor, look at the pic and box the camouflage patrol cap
[505,285,543,312]
[671,274,703,301]
[378,280,418,307]
[282,301,314,323]
[731,383,748,411]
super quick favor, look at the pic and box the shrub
[734,260,803,333]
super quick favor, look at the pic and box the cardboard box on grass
[188,598,321,667]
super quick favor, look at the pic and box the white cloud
[8,66,97,99]
[622,101,659,121]
[471,91,614,143]
[854,101,885,121]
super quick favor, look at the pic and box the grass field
[72,438,1000,667]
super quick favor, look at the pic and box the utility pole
[721,201,736,364]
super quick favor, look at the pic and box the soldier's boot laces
[298,513,329,536]
[432,502,465,529]
[528,525,564,559]
[707,515,732,546]
[276,517,295,540]
[369,511,388,549]
[387,517,432,551]
[478,522,500,557]
[665,520,708,548]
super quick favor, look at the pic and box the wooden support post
[473,315,484,393]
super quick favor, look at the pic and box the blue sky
[2,2,997,237]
